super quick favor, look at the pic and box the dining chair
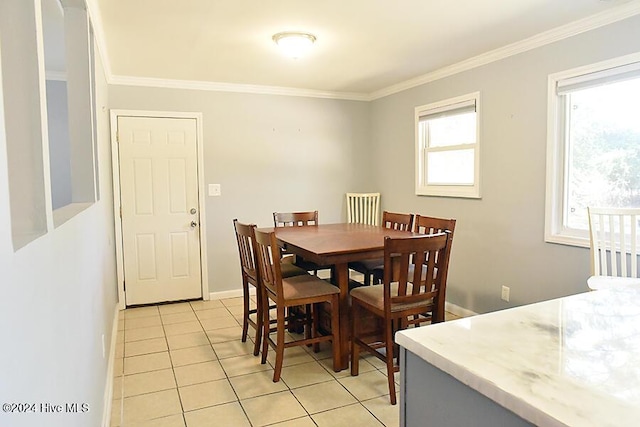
[347,192,380,226]
[587,207,640,290]
[273,211,319,227]
[349,211,415,286]
[350,232,450,404]
[233,219,308,356]
[403,215,457,326]
[253,228,341,382]
[273,211,333,333]
[273,211,331,276]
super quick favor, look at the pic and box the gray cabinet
[400,349,533,427]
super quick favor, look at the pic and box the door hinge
[119,207,122,218]
[123,280,126,291]
[116,131,119,143]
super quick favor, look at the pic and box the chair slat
[632,214,638,278]
[619,214,627,277]
[609,215,617,276]
[597,213,607,275]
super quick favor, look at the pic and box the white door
[117,116,202,305]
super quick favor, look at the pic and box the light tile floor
[110,296,459,427]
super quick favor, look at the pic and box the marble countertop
[396,288,640,427]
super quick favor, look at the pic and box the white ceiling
[92,0,640,99]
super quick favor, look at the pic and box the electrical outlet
[501,285,510,302]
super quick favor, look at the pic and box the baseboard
[209,288,255,300]
[101,304,120,427]
[445,301,477,318]
[211,289,474,318]
[210,289,474,317]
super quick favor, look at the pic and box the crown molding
[108,75,370,101]
[368,0,640,100]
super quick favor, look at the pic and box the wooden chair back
[414,215,456,237]
[254,228,284,303]
[233,219,258,284]
[588,207,640,278]
[383,232,450,322]
[414,215,456,292]
[273,211,318,227]
[347,193,380,226]
[381,211,414,231]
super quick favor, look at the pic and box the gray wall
[108,87,371,294]
[0,38,118,427]
[370,15,640,314]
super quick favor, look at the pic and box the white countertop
[396,288,640,427]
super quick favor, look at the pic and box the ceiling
[92,0,640,99]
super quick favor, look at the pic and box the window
[0,0,48,250]
[42,0,98,226]
[545,54,640,246]
[415,92,480,198]
[42,0,71,211]
[0,0,99,250]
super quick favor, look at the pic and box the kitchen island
[396,288,640,427]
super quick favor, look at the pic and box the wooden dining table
[267,222,419,370]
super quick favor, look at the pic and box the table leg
[333,262,350,370]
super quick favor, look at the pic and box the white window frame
[415,92,481,198]
[545,52,640,247]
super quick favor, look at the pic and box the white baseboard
[101,304,120,427]
[445,301,477,318]
[209,288,254,300]
[210,289,475,318]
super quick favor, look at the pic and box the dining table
[265,222,420,370]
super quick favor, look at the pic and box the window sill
[53,202,94,228]
[416,186,481,199]
[12,230,47,252]
[544,233,590,249]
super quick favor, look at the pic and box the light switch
[209,184,221,196]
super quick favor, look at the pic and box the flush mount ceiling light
[272,32,316,59]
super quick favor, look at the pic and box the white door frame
[110,110,209,309]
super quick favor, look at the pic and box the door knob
[190,221,198,228]
[190,208,197,214]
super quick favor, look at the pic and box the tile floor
[110,296,459,427]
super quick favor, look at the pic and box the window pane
[565,77,640,230]
[428,112,476,148]
[427,149,475,185]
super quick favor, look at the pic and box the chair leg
[304,303,312,339]
[372,270,383,285]
[241,279,250,342]
[330,295,341,373]
[273,305,286,382]
[350,300,360,376]
[261,292,270,365]
[385,318,397,405]
[311,303,320,353]
[252,287,263,356]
